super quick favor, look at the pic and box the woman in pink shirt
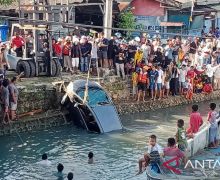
[187,104,203,135]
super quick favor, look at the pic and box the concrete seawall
[1,75,220,136]
[115,90,220,115]
[0,111,68,136]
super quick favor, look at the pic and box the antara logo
[184,160,220,169]
[162,158,220,175]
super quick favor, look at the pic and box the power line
[0,15,201,38]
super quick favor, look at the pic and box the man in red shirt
[11,32,24,57]
[63,37,72,72]
[187,104,203,135]
[54,38,63,68]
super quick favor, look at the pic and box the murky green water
[0,100,219,180]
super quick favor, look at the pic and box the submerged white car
[61,80,123,133]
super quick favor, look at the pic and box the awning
[160,22,184,27]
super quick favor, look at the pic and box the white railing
[187,118,220,157]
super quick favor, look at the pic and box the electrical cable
[0,15,202,38]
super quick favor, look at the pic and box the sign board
[134,16,165,31]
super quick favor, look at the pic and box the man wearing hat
[63,36,72,72]
[71,38,80,74]
[54,38,63,68]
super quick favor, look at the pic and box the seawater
[0,100,219,180]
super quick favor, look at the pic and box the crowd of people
[137,102,220,175]
[51,30,220,102]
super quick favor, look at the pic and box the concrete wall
[130,0,167,34]
[15,77,220,117]
[0,112,67,136]
[131,0,164,16]
[17,85,61,115]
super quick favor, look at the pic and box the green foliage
[0,0,15,5]
[118,10,135,29]
[118,9,135,38]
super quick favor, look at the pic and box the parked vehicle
[7,23,61,77]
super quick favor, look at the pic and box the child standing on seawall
[207,103,219,148]
[176,119,188,152]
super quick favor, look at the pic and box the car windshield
[77,87,110,107]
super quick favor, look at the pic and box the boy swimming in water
[137,134,163,175]
[54,163,64,179]
[88,152,94,164]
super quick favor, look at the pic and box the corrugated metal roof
[0,0,84,10]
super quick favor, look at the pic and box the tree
[0,0,15,5]
[118,8,135,38]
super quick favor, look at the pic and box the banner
[134,16,165,31]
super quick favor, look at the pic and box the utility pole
[18,0,21,24]
[67,0,69,34]
[103,0,113,38]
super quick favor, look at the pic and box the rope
[58,81,67,93]
[96,58,100,84]
[0,15,201,38]
[83,57,92,104]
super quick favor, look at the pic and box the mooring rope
[83,57,92,104]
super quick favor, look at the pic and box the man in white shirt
[156,65,164,100]
[206,64,220,87]
[38,153,52,166]
[137,134,163,175]
[179,64,187,95]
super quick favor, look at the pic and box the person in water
[176,119,188,152]
[88,151,94,164]
[38,153,51,166]
[54,163,64,179]
[67,172,74,180]
[137,134,163,175]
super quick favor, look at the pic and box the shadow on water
[0,100,219,180]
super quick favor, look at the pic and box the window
[77,87,110,107]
